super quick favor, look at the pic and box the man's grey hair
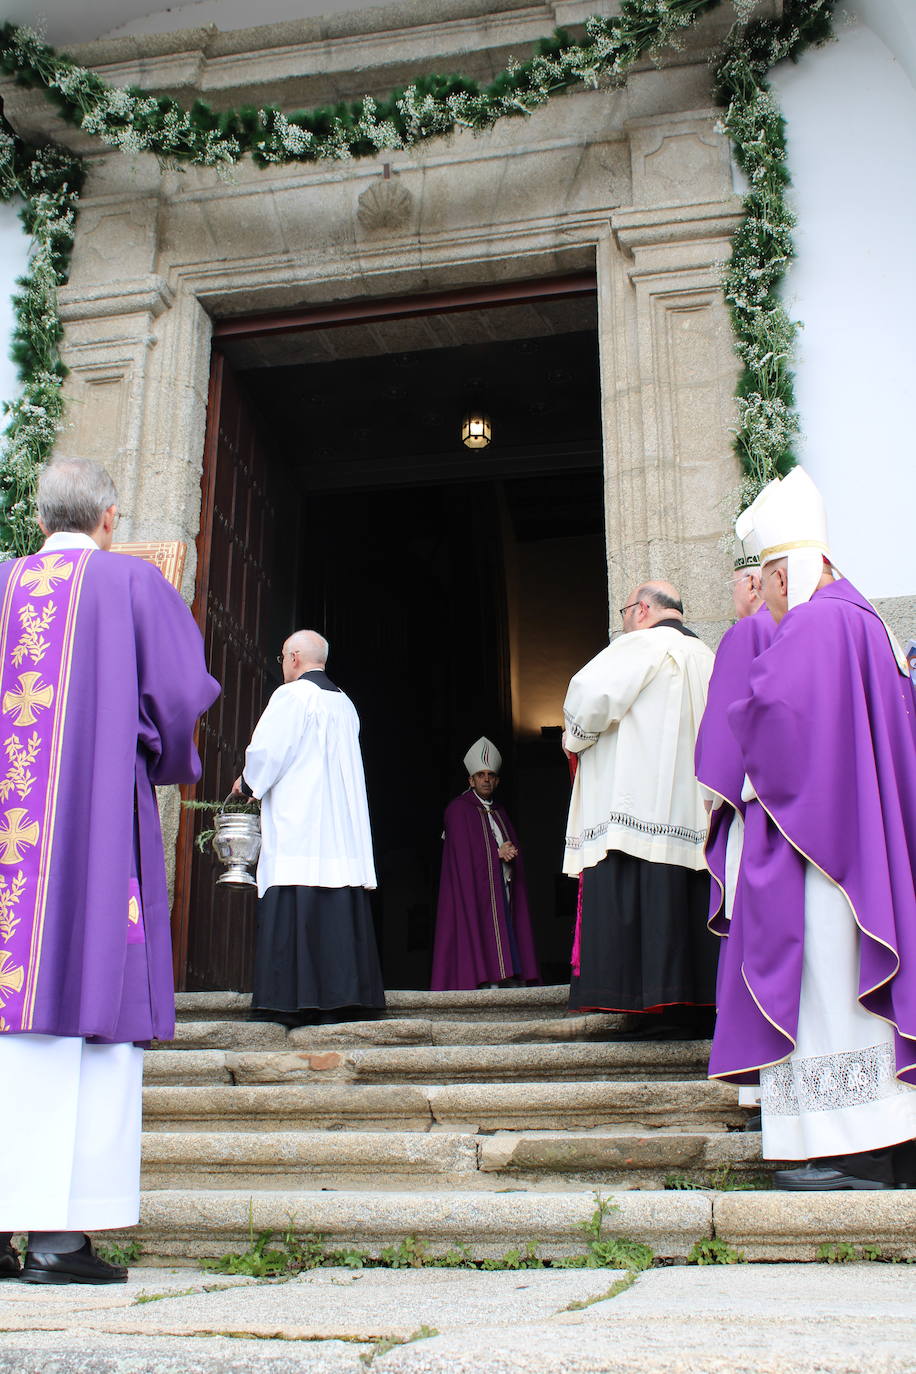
[635,583,684,616]
[37,457,118,535]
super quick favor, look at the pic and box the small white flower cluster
[445,92,487,130]
[0,130,16,171]
[199,132,241,170]
[8,25,46,70]
[0,368,64,556]
[255,110,315,162]
[734,392,800,485]
[396,86,456,145]
[355,98,405,152]
[733,304,797,375]
[584,0,706,77]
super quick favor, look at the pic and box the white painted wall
[770,1,916,599]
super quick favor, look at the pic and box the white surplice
[760,863,916,1160]
[243,675,376,895]
[0,1036,143,1231]
[563,626,714,876]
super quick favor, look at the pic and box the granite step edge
[138,1126,770,1190]
[112,1187,714,1263]
[162,1014,641,1050]
[173,986,577,1023]
[140,1080,745,1132]
[143,1042,712,1086]
[104,1188,916,1265]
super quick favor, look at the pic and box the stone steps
[108,1187,916,1265]
[140,1126,766,1191]
[174,986,576,1024]
[132,989,916,1265]
[142,1080,744,1133]
[144,1041,710,1086]
[163,1013,625,1050]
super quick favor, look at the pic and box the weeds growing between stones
[686,1238,747,1265]
[201,1192,656,1278]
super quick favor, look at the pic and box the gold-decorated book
[113,540,186,591]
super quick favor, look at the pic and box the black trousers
[569,850,717,1013]
[825,1142,916,1186]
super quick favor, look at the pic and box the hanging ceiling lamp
[461,411,492,449]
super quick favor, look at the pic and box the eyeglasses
[276,649,299,663]
[618,601,643,619]
[112,510,125,529]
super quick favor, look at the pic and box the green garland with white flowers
[0,0,834,557]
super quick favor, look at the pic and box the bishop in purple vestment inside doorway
[431,737,540,991]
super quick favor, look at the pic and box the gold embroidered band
[759,539,830,563]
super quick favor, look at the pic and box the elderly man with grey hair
[232,629,384,1025]
[562,581,716,1039]
[0,456,219,1284]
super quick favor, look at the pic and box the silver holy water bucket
[212,800,261,887]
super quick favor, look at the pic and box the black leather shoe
[18,1239,128,1285]
[0,1241,20,1279]
[772,1163,894,1191]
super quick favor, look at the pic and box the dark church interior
[190,291,610,989]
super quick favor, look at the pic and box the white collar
[41,531,100,552]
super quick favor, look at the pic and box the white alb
[243,676,377,895]
[563,626,714,875]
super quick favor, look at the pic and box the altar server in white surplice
[232,630,384,1026]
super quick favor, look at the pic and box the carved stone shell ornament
[357,179,413,233]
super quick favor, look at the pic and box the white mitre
[464,736,502,775]
[732,522,762,573]
[738,469,908,672]
[740,467,832,610]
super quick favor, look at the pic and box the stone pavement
[1,1263,915,1373]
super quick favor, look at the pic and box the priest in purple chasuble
[708,467,916,1190]
[431,737,540,991]
[0,458,219,1284]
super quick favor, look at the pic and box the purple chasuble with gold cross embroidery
[0,541,219,1043]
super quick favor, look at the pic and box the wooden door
[171,353,284,991]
